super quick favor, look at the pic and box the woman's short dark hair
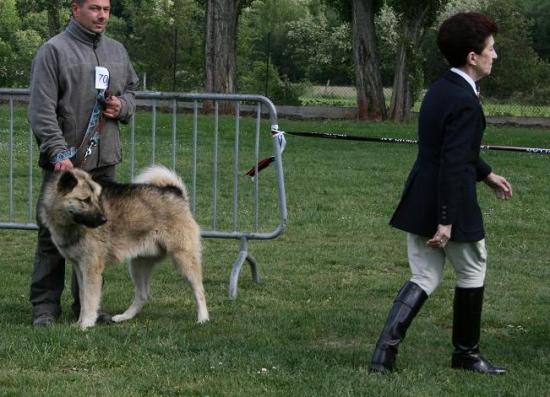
[437,12,498,67]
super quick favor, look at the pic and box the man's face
[72,0,111,34]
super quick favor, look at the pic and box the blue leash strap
[76,90,106,165]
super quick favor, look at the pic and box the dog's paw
[96,311,114,325]
[79,318,96,330]
[197,315,210,324]
[112,313,130,323]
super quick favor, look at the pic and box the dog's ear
[57,171,78,195]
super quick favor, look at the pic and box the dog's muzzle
[73,212,107,228]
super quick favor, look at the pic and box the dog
[39,165,209,330]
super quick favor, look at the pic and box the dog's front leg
[78,259,104,330]
[72,262,85,322]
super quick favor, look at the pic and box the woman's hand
[427,224,452,249]
[484,172,512,200]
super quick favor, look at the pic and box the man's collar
[66,18,103,46]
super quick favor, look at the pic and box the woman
[369,12,512,375]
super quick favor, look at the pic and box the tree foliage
[0,0,549,111]
[523,0,550,61]
[421,0,550,104]
[423,0,485,84]
[122,0,204,91]
[375,3,399,85]
[239,0,352,103]
[482,0,550,102]
[284,15,352,84]
[0,0,45,86]
[0,0,21,41]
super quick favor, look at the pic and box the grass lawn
[1,106,549,396]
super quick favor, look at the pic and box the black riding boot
[370,281,428,373]
[451,286,506,375]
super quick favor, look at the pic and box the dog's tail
[133,165,188,201]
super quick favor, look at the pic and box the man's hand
[54,158,74,171]
[427,224,452,249]
[484,172,512,200]
[103,96,122,119]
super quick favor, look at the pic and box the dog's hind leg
[171,249,209,324]
[112,258,155,323]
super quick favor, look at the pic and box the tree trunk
[351,0,387,121]
[204,0,241,113]
[47,0,61,38]
[389,33,414,122]
[389,6,430,122]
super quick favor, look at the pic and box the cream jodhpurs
[406,233,487,295]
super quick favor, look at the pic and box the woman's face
[472,35,498,79]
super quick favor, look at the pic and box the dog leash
[75,89,110,167]
[83,90,109,161]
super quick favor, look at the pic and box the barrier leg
[228,237,260,298]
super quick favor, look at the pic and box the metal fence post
[0,88,288,298]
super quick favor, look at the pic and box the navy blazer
[390,71,492,242]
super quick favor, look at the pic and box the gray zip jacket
[29,18,139,170]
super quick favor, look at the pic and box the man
[29,0,139,327]
[369,12,512,374]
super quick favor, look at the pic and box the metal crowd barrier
[0,88,287,298]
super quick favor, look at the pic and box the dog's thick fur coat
[39,165,209,330]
